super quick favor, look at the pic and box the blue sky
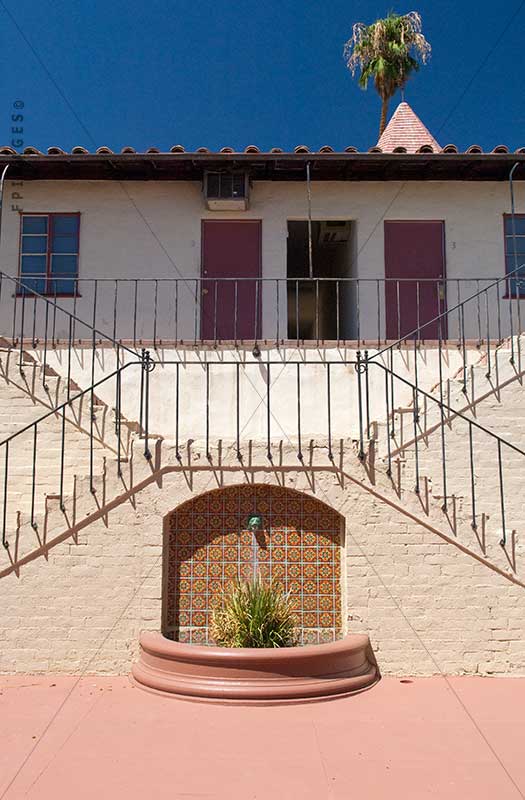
[0,0,523,153]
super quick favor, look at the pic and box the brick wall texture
[0,342,524,676]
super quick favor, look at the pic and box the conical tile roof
[377,101,441,153]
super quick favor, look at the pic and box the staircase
[0,271,524,676]
[0,269,523,571]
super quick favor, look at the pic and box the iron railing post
[142,348,152,461]
[2,442,9,549]
[356,350,365,461]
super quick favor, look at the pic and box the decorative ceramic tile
[193,497,208,513]
[272,499,286,514]
[303,580,317,594]
[209,496,222,513]
[303,612,318,627]
[177,530,192,546]
[271,530,285,545]
[192,595,207,610]
[303,630,318,644]
[258,563,271,579]
[271,547,285,562]
[164,485,343,645]
[224,546,238,561]
[191,611,207,627]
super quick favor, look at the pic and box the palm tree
[344,12,431,137]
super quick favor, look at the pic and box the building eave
[1,152,525,182]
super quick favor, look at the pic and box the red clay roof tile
[377,101,441,154]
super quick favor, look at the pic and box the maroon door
[201,220,262,340]
[384,221,446,340]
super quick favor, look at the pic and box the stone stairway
[0,344,135,535]
[1,335,523,588]
[365,338,525,582]
[381,335,525,451]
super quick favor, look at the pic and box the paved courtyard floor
[1,675,524,799]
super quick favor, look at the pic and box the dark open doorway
[286,221,355,340]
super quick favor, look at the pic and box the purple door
[201,220,262,340]
[384,221,446,340]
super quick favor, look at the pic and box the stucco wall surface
[0,178,519,342]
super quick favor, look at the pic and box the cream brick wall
[0,437,523,677]
[0,332,523,676]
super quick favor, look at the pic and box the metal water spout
[247,513,263,577]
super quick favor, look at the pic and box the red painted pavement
[1,675,524,799]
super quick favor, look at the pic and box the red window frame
[18,212,81,296]
[503,213,525,299]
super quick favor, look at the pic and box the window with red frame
[504,214,525,298]
[19,213,79,295]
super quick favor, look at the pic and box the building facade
[0,104,524,677]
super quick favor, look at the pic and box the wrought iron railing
[1,355,522,560]
[0,271,137,391]
[369,263,525,397]
[2,272,523,348]
[361,358,524,548]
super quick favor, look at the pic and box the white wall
[0,178,520,343]
[30,342,482,443]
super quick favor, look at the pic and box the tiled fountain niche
[162,484,343,645]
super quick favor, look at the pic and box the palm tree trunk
[379,99,389,137]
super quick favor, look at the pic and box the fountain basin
[132,632,378,703]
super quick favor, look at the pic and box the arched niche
[162,484,344,646]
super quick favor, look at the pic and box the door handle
[202,288,209,295]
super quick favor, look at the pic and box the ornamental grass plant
[211,577,297,648]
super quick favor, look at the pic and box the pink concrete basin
[132,632,378,703]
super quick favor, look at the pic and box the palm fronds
[343,12,431,135]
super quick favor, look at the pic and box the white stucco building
[0,101,523,345]
[0,103,524,681]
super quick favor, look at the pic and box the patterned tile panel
[164,485,342,645]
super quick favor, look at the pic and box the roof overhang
[1,152,525,182]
